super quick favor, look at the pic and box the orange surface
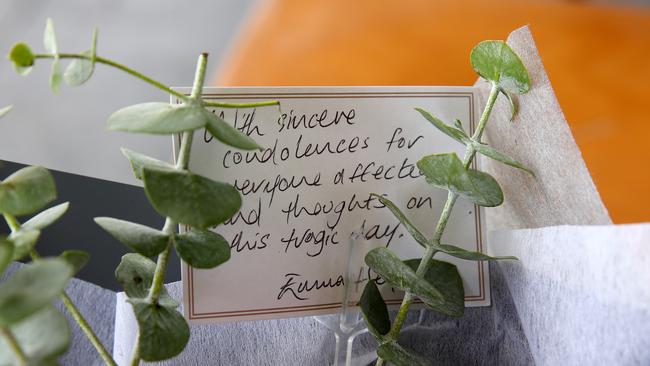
[216,0,650,223]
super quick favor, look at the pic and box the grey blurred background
[0,0,255,290]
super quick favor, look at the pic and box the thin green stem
[0,326,28,365]
[129,332,141,366]
[379,82,501,353]
[3,213,20,233]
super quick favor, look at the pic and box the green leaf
[0,237,14,274]
[0,166,57,216]
[358,280,390,338]
[63,28,97,86]
[377,342,430,366]
[121,148,175,180]
[60,250,90,274]
[471,141,534,176]
[0,105,13,119]
[95,217,169,257]
[417,153,503,207]
[22,202,69,231]
[371,193,428,248]
[132,303,190,361]
[365,247,443,305]
[0,258,73,326]
[434,243,517,261]
[174,228,230,269]
[470,40,530,94]
[43,18,61,94]
[414,108,468,145]
[404,259,464,317]
[8,43,35,75]
[205,111,262,150]
[0,306,71,365]
[108,102,208,134]
[143,167,241,229]
[115,253,177,307]
[9,229,40,261]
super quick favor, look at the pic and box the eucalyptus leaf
[434,243,517,261]
[8,43,34,75]
[60,250,90,274]
[358,280,390,338]
[0,258,73,326]
[470,40,530,94]
[114,253,177,307]
[0,105,13,119]
[143,167,241,229]
[9,229,40,261]
[121,148,175,180]
[417,153,503,207]
[371,193,428,248]
[0,166,57,216]
[108,102,207,134]
[63,28,97,86]
[404,259,464,317]
[501,89,518,122]
[205,111,262,150]
[44,19,61,94]
[414,108,468,145]
[0,237,13,274]
[365,247,443,305]
[22,202,69,231]
[377,342,430,366]
[95,217,169,257]
[0,306,70,365]
[174,228,230,269]
[132,303,189,361]
[471,142,534,176]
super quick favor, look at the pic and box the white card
[177,86,488,324]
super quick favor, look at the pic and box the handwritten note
[177,87,488,323]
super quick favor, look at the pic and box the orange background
[216,0,650,224]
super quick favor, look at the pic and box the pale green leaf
[471,142,534,176]
[132,303,189,361]
[108,102,207,134]
[404,259,464,317]
[95,217,169,257]
[0,105,12,119]
[0,306,70,365]
[414,108,468,145]
[0,237,13,274]
[22,202,69,231]
[9,229,40,261]
[371,193,427,248]
[0,259,73,326]
[417,153,503,207]
[143,167,241,229]
[8,43,34,75]
[44,19,61,94]
[358,280,390,338]
[121,148,175,180]
[174,228,230,269]
[63,28,97,86]
[365,247,443,305]
[205,111,261,150]
[434,243,517,261]
[377,342,430,366]
[470,40,530,94]
[0,166,57,216]
[60,250,90,274]
[115,253,177,307]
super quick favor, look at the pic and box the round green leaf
[95,217,169,257]
[0,237,14,274]
[143,167,241,229]
[174,228,230,269]
[377,342,430,366]
[365,247,443,305]
[132,303,189,361]
[121,148,175,180]
[115,253,177,307]
[9,229,41,261]
[60,250,90,274]
[417,153,503,207]
[64,28,97,87]
[0,258,73,326]
[22,202,69,231]
[0,105,12,119]
[205,111,262,151]
[358,280,390,338]
[0,166,57,216]
[8,43,35,75]
[0,306,71,365]
[107,102,208,134]
[470,40,530,94]
[404,259,464,317]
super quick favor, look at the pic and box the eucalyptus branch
[0,327,28,366]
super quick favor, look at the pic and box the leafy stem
[0,326,28,365]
